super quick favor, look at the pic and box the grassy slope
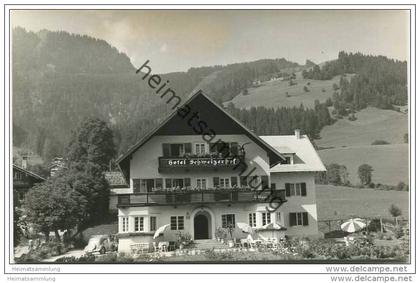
[316,107,409,185]
[316,185,409,220]
[317,107,408,148]
[318,144,408,185]
[224,72,341,109]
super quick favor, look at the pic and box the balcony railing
[158,154,245,172]
[117,188,286,207]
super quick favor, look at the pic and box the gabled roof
[12,164,47,181]
[117,90,286,181]
[260,135,326,172]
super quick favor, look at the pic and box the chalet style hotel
[113,91,326,253]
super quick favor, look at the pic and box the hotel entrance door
[194,213,210,239]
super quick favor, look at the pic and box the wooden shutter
[184,178,191,188]
[285,183,291,197]
[184,143,192,154]
[231,176,238,187]
[289,213,297,226]
[261,176,269,189]
[162,144,171,157]
[271,183,276,190]
[303,212,309,226]
[165,178,172,189]
[301,183,307,196]
[230,142,239,155]
[213,177,219,187]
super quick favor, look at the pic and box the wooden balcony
[158,154,245,172]
[117,188,286,207]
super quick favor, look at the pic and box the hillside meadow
[315,185,409,220]
[315,107,409,186]
[317,107,408,148]
[224,72,341,109]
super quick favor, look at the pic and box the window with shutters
[289,212,309,226]
[222,214,236,228]
[285,183,307,197]
[249,213,256,227]
[262,212,272,225]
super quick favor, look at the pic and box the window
[134,216,144,232]
[285,183,307,197]
[170,216,184,230]
[220,178,230,188]
[121,217,128,232]
[249,213,256,227]
[195,143,206,155]
[135,179,163,192]
[196,178,206,190]
[289,212,309,226]
[222,214,236,228]
[170,144,184,157]
[150,216,157,231]
[262,212,272,226]
[166,178,191,189]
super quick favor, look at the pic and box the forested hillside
[12,28,305,162]
[303,51,407,112]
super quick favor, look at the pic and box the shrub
[55,254,95,263]
[303,86,310,92]
[371,140,390,145]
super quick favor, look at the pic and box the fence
[318,216,408,235]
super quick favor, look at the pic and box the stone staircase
[192,239,228,250]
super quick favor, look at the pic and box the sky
[11,10,409,74]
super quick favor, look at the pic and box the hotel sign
[159,157,242,169]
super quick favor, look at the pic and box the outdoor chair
[246,234,259,248]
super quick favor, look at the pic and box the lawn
[315,185,409,220]
[318,144,409,185]
[224,72,343,109]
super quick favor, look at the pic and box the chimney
[21,156,28,169]
[294,129,301,139]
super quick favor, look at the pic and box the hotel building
[113,91,326,253]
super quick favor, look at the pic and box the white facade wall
[116,134,321,253]
[270,172,320,238]
[128,135,271,191]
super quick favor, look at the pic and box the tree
[303,86,310,92]
[326,163,347,185]
[389,204,402,225]
[67,118,116,171]
[23,178,80,241]
[61,163,110,231]
[358,164,373,186]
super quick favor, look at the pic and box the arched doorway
[194,212,211,239]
